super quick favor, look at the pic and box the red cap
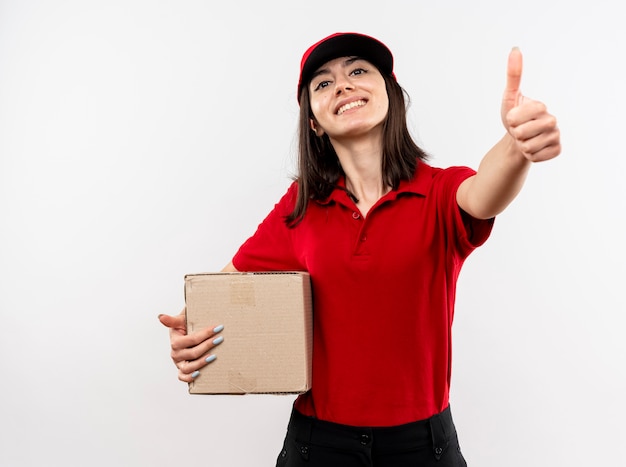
[297,32,395,103]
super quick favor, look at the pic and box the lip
[335,97,368,115]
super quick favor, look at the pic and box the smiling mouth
[337,100,366,115]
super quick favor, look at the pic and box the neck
[345,173,389,202]
[330,133,390,216]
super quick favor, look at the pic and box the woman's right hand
[158,308,224,383]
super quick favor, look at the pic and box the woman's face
[307,56,389,140]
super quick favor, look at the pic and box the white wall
[1,1,624,466]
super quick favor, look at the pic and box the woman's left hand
[501,48,561,162]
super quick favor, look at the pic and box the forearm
[457,133,531,220]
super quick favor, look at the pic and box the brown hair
[286,73,428,226]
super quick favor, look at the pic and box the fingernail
[213,324,224,333]
[213,336,224,345]
[191,370,200,379]
[205,354,217,363]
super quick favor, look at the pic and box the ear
[309,118,324,137]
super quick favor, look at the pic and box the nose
[334,74,354,95]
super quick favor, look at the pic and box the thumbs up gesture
[501,48,561,162]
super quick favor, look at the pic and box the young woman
[159,32,561,466]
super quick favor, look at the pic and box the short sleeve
[436,166,495,258]
[232,182,305,272]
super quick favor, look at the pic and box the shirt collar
[316,160,433,207]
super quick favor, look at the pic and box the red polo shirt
[232,160,494,427]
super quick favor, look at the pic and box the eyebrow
[310,56,362,82]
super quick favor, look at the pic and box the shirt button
[435,447,443,455]
[360,235,367,242]
[360,434,370,445]
[352,212,360,220]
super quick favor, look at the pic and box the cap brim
[298,33,394,101]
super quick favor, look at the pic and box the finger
[172,329,224,362]
[505,47,523,96]
[158,310,186,331]
[508,112,557,142]
[176,350,219,379]
[175,347,221,383]
[506,98,548,128]
[517,130,561,162]
[171,323,223,351]
[178,367,199,383]
[509,114,560,157]
[523,143,561,162]
[502,47,523,116]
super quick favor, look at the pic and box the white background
[1,1,624,466]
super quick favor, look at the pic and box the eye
[313,80,331,91]
[350,67,367,76]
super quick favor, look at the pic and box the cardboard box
[184,272,313,395]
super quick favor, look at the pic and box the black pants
[276,406,467,466]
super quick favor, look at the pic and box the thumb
[502,47,523,115]
[158,312,186,331]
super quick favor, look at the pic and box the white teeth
[337,100,366,115]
